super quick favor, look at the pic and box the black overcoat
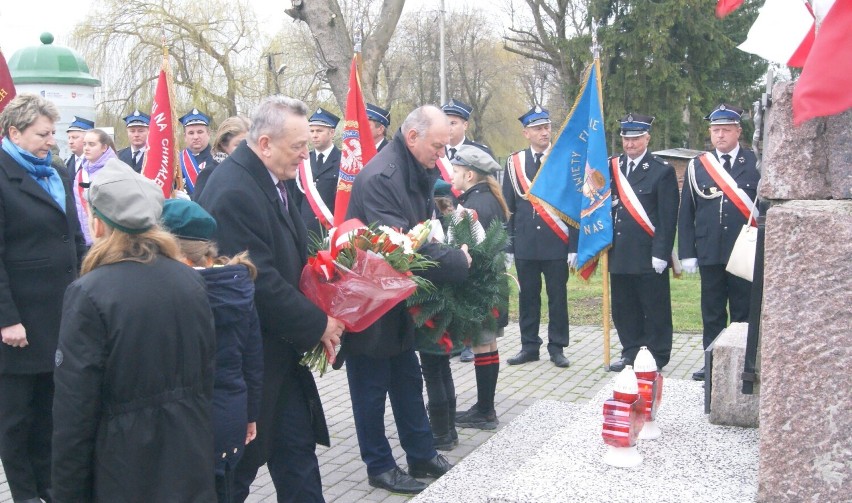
[345,131,470,358]
[0,149,85,374]
[198,143,331,454]
[294,146,341,238]
[52,257,216,502]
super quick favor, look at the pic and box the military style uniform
[295,146,341,238]
[117,109,150,173]
[366,103,391,152]
[679,145,759,349]
[503,146,577,359]
[64,116,94,178]
[609,150,679,369]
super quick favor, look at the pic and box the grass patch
[507,266,703,333]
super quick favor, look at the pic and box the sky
[0,0,505,59]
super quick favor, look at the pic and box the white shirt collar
[531,144,551,157]
[448,137,466,151]
[716,144,740,161]
[315,145,334,161]
[628,150,647,165]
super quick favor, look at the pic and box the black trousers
[515,258,569,355]
[0,372,54,502]
[232,375,323,503]
[611,272,673,369]
[419,353,455,405]
[699,264,752,349]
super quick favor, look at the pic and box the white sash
[296,160,333,228]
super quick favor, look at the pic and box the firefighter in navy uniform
[180,109,219,200]
[441,99,493,160]
[503,106,577,369]
[366,103,391,152]
[678,104,760,381]
[607,114,679,373]
[117,109,150,173]
[292,107,341,238]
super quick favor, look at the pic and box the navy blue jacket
[200,264,263,475]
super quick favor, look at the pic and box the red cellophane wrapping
[300,249,417,332]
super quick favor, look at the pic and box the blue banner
[529,60,612,277]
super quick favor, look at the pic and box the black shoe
[692,366,705,381]
[609,358,628,372]
[456,406,499,430]
[507,350,539,365]
[368,466,428,494]
[408,454,453,479]
[550,353,570,368]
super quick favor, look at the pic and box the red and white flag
[716,0,745,17]
[793,0,852,125]
[0,49,16,114]
[142,61,176,197]
[737,0,815,67]
[333,55,377,226]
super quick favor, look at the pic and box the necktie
[534,152,543,168]
[448,147,457,160]
[316,153,325,167]
[133,150,141,166]
[627,160,635,176]
[276,180,289,211]
[721,154,732,172]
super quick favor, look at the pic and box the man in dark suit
[441,98,493,160]
[607,114,679,372]
[116,109,149,173]
[503,106,577,368]
[293,107,341,238]
[345,105,471,495]
[179,109,218,200]
[198,95,345,503]
[64,116,94,177]
[679,104,760,381]
[366,103,390,152]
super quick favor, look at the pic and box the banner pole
[602,253,611,369]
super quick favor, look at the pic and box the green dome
[8,32,101,86]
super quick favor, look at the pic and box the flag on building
[716,0,745,17]
[793,0,852,124]
[0,48,16,114]
[737,0,815,67]
[529,60,612,279]
[142,56,177,198]
[333,55,377,226]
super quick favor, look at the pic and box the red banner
[333,56,377,226]
[142,67,175,197]
[715,0,744,18]
[0,49,16,114]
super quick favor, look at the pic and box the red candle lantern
[635,346,663,440]
[602,366,646,467]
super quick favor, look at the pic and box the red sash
[510,152,570,244]
[75,168,89,214]
[296,160,333,230]
[435,156,461,197]
[611,157,682,276]
[697,153,757,227]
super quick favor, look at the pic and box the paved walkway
[0,324,704,502]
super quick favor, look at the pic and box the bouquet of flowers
[299,219,436,374]
[407,208,510,353]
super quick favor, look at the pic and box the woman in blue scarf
[0,94,86,503]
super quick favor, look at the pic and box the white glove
[652,257,667,274]
[173,189,191,201]
[567,253,577,269]
[505,253,514,270]
[681,258,698,274]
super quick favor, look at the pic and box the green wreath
[407,212,510,353]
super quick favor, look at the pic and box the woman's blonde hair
[212,116,252,156]
[0,94,60,137]
[81,224,182,275]
[178,238,257,280]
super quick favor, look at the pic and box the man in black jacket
[607,114,679,373]
[293,107,341,238]
[345,105,471,495]
[198,96,345,503]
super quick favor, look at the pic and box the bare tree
[285,0,406,109]
[72,0,266,119]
